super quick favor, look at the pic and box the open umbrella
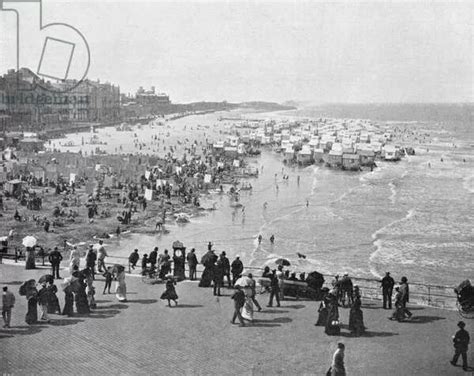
[22,236,37,248]
[275,258,291,267]
[38,274,54,284]
[235,276,252,288]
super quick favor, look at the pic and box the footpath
[0,262,472,376]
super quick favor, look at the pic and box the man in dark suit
[48,247,63,279]
[381,272,395,309]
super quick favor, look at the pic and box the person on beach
[213,259,224,296]
[267,270,281,307]
[69,246,81,274]
[258,235,263,244]
[269,235,275,244]
[315,287,330,326]
[390,286,405,321]
[160,275,178,307]
[186,248,198,280]
[325,291,340,335]
[231,256,244,286]
[230,286,246,327]
[129,249,139,271]
[102,267,113,294]
[85,245,97,279]
[141,253,149,275]
[46,280,61,314]
[340,273,353,307]
[276,265,285,301]
[83,269,96,309]
[450,321,470,371]
[348,287,365,336]
[399,276,412,319]
[97,240,107,273]
[381,272,395,309]
[158,249,171,279]
[220,251,231,287]
[149,247,158,271]
[2,286,15,328]
[48,247,63,279]
[75,271,91,314]
[37,282,50,322]
[115,266,127,302]
[199,249,217,287]
[20,279,38,324]
[327,343,346,376]
[248,273,262,312]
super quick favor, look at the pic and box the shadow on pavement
[0,325,47,337]
[250,316,293,327]
[260,309,290,314]
[404,315,445,324]
[283,304,305,309]
[89,309,122,319]
[126,299,158,304]
[95,300,113,304]
[173,304,203,308]
[49,318,84,326]
[95,303,129,310]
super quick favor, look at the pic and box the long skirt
[115,281,127,302]
[25,297,38,324]
[160,286,178,301]
[349,308,365,335]
[47,293,61,314]
[316,306,328,326]
[325,304,340,335]
[198,267,213,287]
[75,288,90,314]
[62,292,74,316]
[241,297,254,321]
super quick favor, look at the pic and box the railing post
[427,286,431,305]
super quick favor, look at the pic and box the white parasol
[22,236,37,248]
[234,276,252,288]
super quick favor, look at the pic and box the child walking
[102,267,113,294]
[160,275,178,307]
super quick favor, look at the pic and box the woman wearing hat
[451,321,470,371]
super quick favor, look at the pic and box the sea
[51,103,473,288]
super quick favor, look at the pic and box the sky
[0,0,473,103]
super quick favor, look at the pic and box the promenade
[0,262,472,376]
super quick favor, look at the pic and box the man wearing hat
[381,272,395,309]
[451,321,470,371]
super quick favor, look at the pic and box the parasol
[275,258,291,267]
[38,274,54,284]
[235,276,252,288]
[22,236,37,248]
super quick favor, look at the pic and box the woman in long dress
[115,267,127,302]
[241,287,254,322]
[348,294,365,336]
[21,279,38,324]
[325,292,340,336]
[160,275,178,306]
[69,246,81,274]
[316,288,330,326]
[46,281,61,314]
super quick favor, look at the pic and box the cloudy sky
[1,0,473,103]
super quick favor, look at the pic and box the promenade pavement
[1,261,473,376]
